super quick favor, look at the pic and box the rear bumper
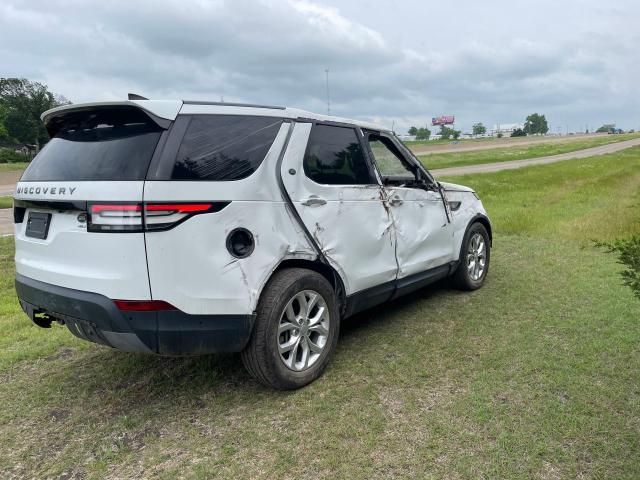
[15,273,254,355]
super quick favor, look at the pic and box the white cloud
[0,0,638,132]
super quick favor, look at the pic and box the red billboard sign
[432,115,455,126]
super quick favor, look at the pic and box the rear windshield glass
[21,107,163,181]
[171,115,282,181]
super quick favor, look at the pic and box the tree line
[407,125,462,141]
[0,78,70,149]
[407,113,551,139]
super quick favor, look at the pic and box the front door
[364,132,455,278]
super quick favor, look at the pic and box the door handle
[301,196,327,207]
[389,195,403,206]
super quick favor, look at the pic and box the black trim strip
[14,199,87,211]
[344,263,455,317]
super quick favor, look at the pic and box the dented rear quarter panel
[143,123,316,314]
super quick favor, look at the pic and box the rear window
[171,115,282,181]
[21,106,163,181]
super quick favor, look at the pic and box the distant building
[14,144,38,157]
[396,135,416,142]
[491,123,524,136]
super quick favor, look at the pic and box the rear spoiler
[41,100,183,126]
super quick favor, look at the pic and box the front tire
[241,268,340,390]
[451,222,491,290]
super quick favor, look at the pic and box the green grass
[420,132,640,170]
[443,145,640,242]
[0,196,13,209]
[405,136,497,147]
[1,149,640,478]
[0,162,29,173]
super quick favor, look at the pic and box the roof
[41,99,389,132]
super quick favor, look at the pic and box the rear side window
[171,115,282,181]
[22,106,163,181]
[304,124,373,185]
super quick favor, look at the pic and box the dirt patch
[48,408,71,422]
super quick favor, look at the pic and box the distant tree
[415,126,431,140]
[439,125,461,140]
[524,113,549,135]
[408,126,418,136]
[472,122,486,136]
[510,128,526,137]
[596,124,615,133]
[497,132,503,138]
[0,78,71,149]
[0,104,10,143]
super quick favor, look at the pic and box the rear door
[280,122,398,297]
[14,105,167,300]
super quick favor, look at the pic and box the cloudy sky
[1,0,638,133]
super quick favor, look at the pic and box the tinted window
[171,115,282,181]
[304,125,373,185]
[22,107,162,181]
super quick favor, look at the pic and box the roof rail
[182,100,285,110]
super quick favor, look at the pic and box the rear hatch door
[14,105,171,300]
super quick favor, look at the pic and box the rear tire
[241,268,340,390]
[451,222,491,290]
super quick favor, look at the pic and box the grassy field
[1,149,639,478]
[419,133,640,170]
[0,196,13,209]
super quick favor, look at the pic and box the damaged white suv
[14,98,491,389]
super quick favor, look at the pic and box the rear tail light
[144,203,213,231]
[88,203,143,232]
[114,299,177,311]
[87,202,229,232]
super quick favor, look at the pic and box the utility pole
[325,68,331,116]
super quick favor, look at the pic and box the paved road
[0,138,638,235]
[431,137,640,177]
[0,171,23,196]
[0,209,13,236]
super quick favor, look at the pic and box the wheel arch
[471,214,493,246]
[257,258,348,318]
[457,213,493,262]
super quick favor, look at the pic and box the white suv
[14,98,491,389]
